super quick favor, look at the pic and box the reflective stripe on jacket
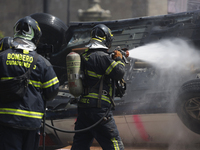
[0,48,59,129]
[80,48,125,106]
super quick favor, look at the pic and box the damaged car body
[29,10,200,148]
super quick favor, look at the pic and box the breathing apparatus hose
[42,103,112,133]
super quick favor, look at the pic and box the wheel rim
[185,97,200,120]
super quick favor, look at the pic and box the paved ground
[56,144,200,150]
[57,146,160,150]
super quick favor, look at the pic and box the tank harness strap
[80,53,89,95]
[97,75,104,108]
[80,51,110,108]
[97,75,116,109]
[107,93,116,110]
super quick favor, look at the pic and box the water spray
[128,38,200,71]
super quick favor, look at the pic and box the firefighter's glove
[113,50,123,59]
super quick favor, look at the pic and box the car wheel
[177,78,200,134]
[30,13,68,54]
[30,13,69,85]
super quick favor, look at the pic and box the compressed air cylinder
[66,52,83,97]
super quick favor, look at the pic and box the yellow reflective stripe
[91,38,103,42]
[0,42,3,51]
[97,36,106,40]
[84,93,111,103]
[111,138,120,150]
[42,77,59,88]
[106,61,117,75]
[23,50,29,54]
[108,28,113,37]
[1,77,42,88]
[105,61,118,75]
[36,24,41,32]
[82,52,91,61]
[118,61,125,66]
[109,84,113,96]
[29,80,42,88]
[0,108,43,119]
[87,70,102,79]
[1,77,14,80]
[105,61,125,75]
[82,49,91,61]
[82,49,89,57]
[1,77,58,89]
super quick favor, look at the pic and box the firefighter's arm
[108,47,129,80]
[0,37,13,52]
[42,61,59,101]
[0,38,4,52]
[102,55,125,80]
[112,47,129,63]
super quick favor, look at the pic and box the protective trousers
[71,107,124,150]
[0,124,40,150]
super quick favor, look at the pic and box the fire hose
[41,97,112,150]
[42,86,114,150]
[42,104,112,133]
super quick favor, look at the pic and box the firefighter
[0,16,59,150]
[71,24,125,150]
[0,36,13,52]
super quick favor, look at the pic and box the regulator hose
[42,104,112,133]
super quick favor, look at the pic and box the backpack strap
[97,75,104,108]
[97,75,116,109]
[80,52,90,96]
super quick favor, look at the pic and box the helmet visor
[14,22,32,35]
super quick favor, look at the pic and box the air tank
[66,52,83,97]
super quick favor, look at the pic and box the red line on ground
[133,115,150,141]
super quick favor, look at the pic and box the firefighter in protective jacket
[71,24,125,150]
[0,16,59,150]
[0,36,13,52]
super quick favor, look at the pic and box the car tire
[30,13,68,54]
[177,78,200,134]
[30,13,69,85]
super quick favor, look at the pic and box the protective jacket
[72,42,125,150]
[78,46,125,108]
[0,37,13,52]
[0,38,59,130]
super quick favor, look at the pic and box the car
[30,10,200,149]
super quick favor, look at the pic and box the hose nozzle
[114,46,129,64]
